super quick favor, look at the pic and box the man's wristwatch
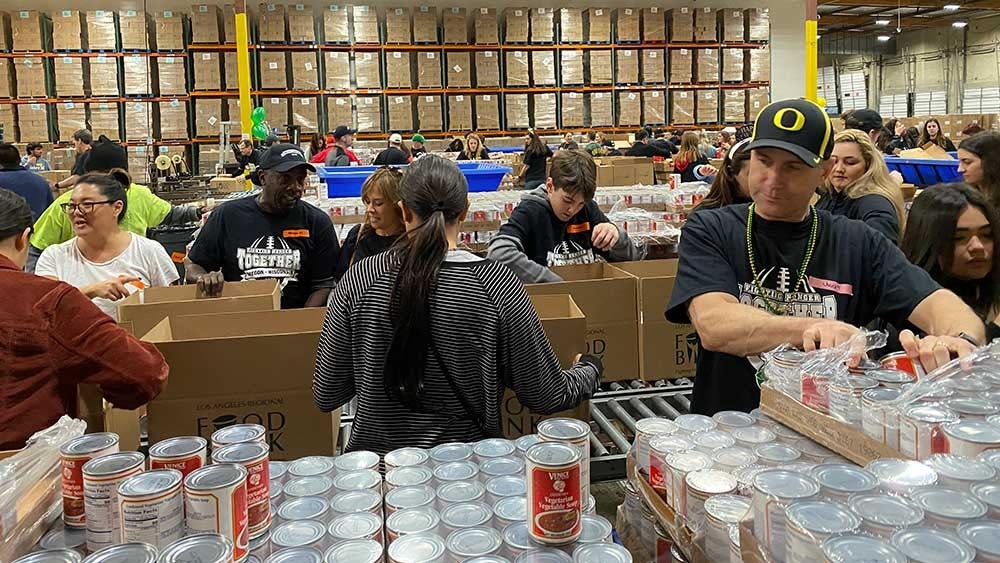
[956,332,982,348]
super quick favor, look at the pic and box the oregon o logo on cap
[772,108,807,132]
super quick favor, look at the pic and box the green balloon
[251,107,266,124]
[251,123,268,140]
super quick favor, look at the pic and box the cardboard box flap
[529,294,584,322]
[610,260,679,321]
[136,279,279,304]
[144,307,325,342]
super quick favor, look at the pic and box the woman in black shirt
[457,134,489,161]
[333,167,406,281]
[521,130,553,190]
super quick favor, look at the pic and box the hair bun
[108,168,132,189]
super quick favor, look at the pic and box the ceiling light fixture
[944,4,961,10]
[953,21,968,28]
[876,19,891,25]
[877,35,892,41]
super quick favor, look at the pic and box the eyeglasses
[60,200,114,215]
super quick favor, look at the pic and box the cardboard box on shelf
[119,10,150,51]
[673,90,695,125]
[323,5,349,43]
[259,51,288,90]
[88,102,121,140]
[291,97,318,132]
[561,50,585,86]
[355,95,381,132]
[387,95,413,131]
[385,7,412,44]
[749,46,771,82]
[386,51,413,88]
[223,52,239,90]
[156,56,187,96]
[16,104,47,142]
[525,264,639,381]
[697,49,719,83]
[413,6,438,43]
[589,50,613,85]
[0,13,11,52]
[723,9,745,42]
[197,146,222,176]
[443,7,467,44]
[222,4,238,43]
[506,93,530,130]
[695,7,718,42]
[52,57,84,98]
[561,92,585,128]
[533,92,557,130]
[193,52,222,91]
[474,51,500,87]
[748,87,769,120]
[697,90,719,124]
[12,10,45,52]
[122,54,153,96]
[0,104,17,142]
[531,8,555,44]
[193,98,223,137]
[617,8,640,43]
[505,8,529,43]
[642,90,666,125]
[325,51,351,90]
[123,100,154,142]
[417,95,443,131]
[446,52,470,88]
[353,51,382,89]
[352,5,379,44]
[258,3,287,43]
[616,49,639,85]
[261,96,289,128]
[475,94,500,130]
[326,96,353,130]
[84,11,116,51]
[723,49,746,82]
[288,4,315,43]
[589,92,613,127]
[417,51,442,88]
[474,7,499,44]
[748,8,770,41]
[190,4,222,43]
[448,94,473,131]
[142,308,341,460]
[642,7,665,42]
[670,7,694,42]
[560,8,583,43]
[14,56,46,98]
[531,50,557,86]
[0,59,11,99]
[618,91,641,127]
[724,89,747,123]
[54,102,86,142]
[500,295,590,439]
[506,50,530,87]
[52,10,83,51]
[670,48,693,84]
[158,100,189,140]
[587,8,610,43]
[642,49,665,84]
[49,147,76,170]
[290,52,319,90]
[153,11,184,51]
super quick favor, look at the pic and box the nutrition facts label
[121,493,184,548]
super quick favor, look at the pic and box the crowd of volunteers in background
[0,100,998,453]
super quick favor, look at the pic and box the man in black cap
[325,125,360,167]
[186,143,339,309]
[665,98,985,414]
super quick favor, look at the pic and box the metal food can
[268,461,288,485]
[493,496,527,529]
[184,463,250,561]
[571,543,630,562]
[269,481,284,508]
[446,526,503,560]
[809,463,878,503]
[386,466,434,491]
[712,411,755,432]
[480,457,525,484]
[473,438,516,464]
[865,458,938,496]
[288,456,335,479]
[655,523,675,563]
[525,442,582,546]
[211,441,272,539]
[437,480,486,508]
[827,375,878,427]
[799,365,838,413]
[385,447,430,470]
[118,469,185,549]
[386,532,447,563]
[577,514,613,544]
[684,469,737,531]
[323,539,383,563]
[632,418,679,476]
[847,493,925,538]
[753,443,801,467]
[733,464,766,498]
[502,521,543,560]
[704,495,750,563]
[731,426,776,449]
[648,435,694,502]
[891,527,975,563]
[11,550,82,563]
[784,500,861,563]
[692,430,735,455]
[878,353,923,379]
[664,450,711,514]
[820,535,906,563]
[79,542,158,563]
[327,511,383,544]
[157,533,234,563]
[333,450,380,473]
[728,525,742,563]
[972,482,1000,518]
[262,547,324,563]
[911,487,987,528]
[434,461,480,485]
[485,475,527,505]
[948,376,992,396]
[514,435,541,457]
[946,397,1000,419]
[248,532,271,561]
[149,436,208,478]
[847,356,881,376]
[39,525,86,556]
[60,432,120,528]
[211,424,266,450]
[387,506,442,542]
[276,496,330,525]
[924,453,996,490]
[674,414,718,435]
[899,405,959,460]
[750,469,821,562]
[81,451,145,552]
[384,484,435,515]
[439,502,492,536]
[537,418,591,501]
[430,443,473,467]
[270,519,328,553]
[514,548,572,563]
[957,521,1000,563]
[861,387,903,448]
[329,489,383,516]
[943,420,1000,457]
[332,469,382,494]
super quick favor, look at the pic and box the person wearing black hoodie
[487,150,641,283]
[625,129,674,158]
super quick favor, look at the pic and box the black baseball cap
[333,125,355,139]
[259,143,315,173]
[843,108,884,134]
[747,98,833,168]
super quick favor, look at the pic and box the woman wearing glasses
[35,170,179,318]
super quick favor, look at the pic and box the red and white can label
[528,463,582,544]
[245,457,271,537]
[881,353,921,379]
[61,456,89,528]
[649,457,668,502]
[151,453,205,479]
[186,481,249,562]
[800,372,829,413]
[899,419,947,460]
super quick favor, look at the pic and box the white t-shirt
[36,234,180,318]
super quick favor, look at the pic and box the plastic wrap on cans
[283,476,333,499]
[942,420,1000,457]
[184,463,249,560]
[494,496,526,529]
[712,410,755,432]
[879,352,924,378]
[809,463,878,503]
[750,469,821,561]
[262,546,324,563]
[692,430,735,454]
[431,443,474,467]
[333,450,379,473]
[732,426,776,450]
[971,482,1000,518]
[828,375,878,427]
[78,542,158,562]
[632,418,679,476]
[212,441,271,538]
[733,464,767,497]
[820,535,906,563]
[437,480,486,507]
[537,418,591,501]
[525,441,582,546]
[60,432,120,528]
[269,480,284,508]
[149,436,208,478]
[323,538,384,563]
[862,387,903,448]
[276,496,329,525]
[486,476,526,505]
[767,349,805,397]
[648,435,693,502]
[81,451,144,552]
[446,526,503,559]
[753,443,801,467]
[288,456,335,479]
[513,547,572,562]
[865,458,938,495]
[947,376,991,396]
[11,550,82,563]
[268,461,288,485]
[270,519,327,552]
[799,362,845,413]
[712,447,758,473]
[869,368,915,389]
[891,527,975,563]
[332,469,382,493]
[665,451,711,515]
[387,532,447,562]
[923,453,997,490]
[911,487,987,528]
[784,500,861,563]
[118,469,185,549]
[847,493,925,538]
[157,533,234,563]
[957,521,1000,563]
[684,469,737,532]
[387,466,433,491]
[674,414,717,435]
[330,489,383,516]
[385,447,430,470]
[210,424,266,450]
[481,457,525,483]
[899,405,959,460]
[704,495,750,562]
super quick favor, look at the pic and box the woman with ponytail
[313,155,602,455]
[36,169,179,318]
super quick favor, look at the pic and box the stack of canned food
[625,410,1000,563]
[16,418,631,563]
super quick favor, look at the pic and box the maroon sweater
[0,256,168,450]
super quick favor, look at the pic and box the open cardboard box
[141,308,340,460]
[610,260,698,381]
[525,263,639,381]
[628,454,709,563]
[500,294,590,438]
[118,279,281,337]
[898,143,954,160]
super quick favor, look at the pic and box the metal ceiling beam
[819,14,969,27]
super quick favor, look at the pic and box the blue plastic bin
[883,156,961,187]
[316,161,512,198]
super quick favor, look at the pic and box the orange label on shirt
[170,251,186,263]
[283,229,311,238]
[566,222,591,234]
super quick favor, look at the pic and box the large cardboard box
[142,308,341,460]
[525,264,639,381]
[443,7,467,44]
[561,51,584,86]
[117,279,281,337]
[617,8,640,43]
[475,51,500,87]
[474,8,499,44]
[386,51,413,88]
[122,54,153,97]
[748,87,769,120]
[505,8,529,43]
[671,7,694,42]
[0,59,11,99]
[697,49,719,83]
[386,7,412,44]
[671,48,694,84]
[88,102,120,140]
[353,51,381,89]
[258,3,287,43]
[506,50,530,87]
[355,95,381,132]
[288,4,315,43]
[259,51,288,90]
[418,51,443,88]
[609,261,696,381]
[589,92,613,127]
[695,7,718,42]
[587,8,610,43]
[413,6,438,43]
[749,46,771,82]
[723,9,746,42]
[191,4,222,44]
[157,100,189,140]
[119,10,150,51]
[222,4,238,43]
[291,97,318,132]
[642,49,665,84]
[589,50,612,85]
[325,51,351,90]
[560,9,583,43]
[618,91,641,127]
[506,93,530,130]
[290,52,319,90]
[0,104,17,142]
[417,95,443,131]
[327,96,353,130]
[14,56,46,98]
[193,52,223,91]
[323,5,349,44]
[261,96,288,129]
[446,52,470,87]
[533,92,557,130]
[531,50,556,86]
[224,53,240,90]
[16,103,47,142]
[86,11,117,51]
[616,49,639,84]
[642,90,666,125]
[0,13,9,53]
[530,8,555,44]
[642,7,665,42]
[475,94,500,130]
[500,295,590,439]
[153,11,184,51]
[52,10,83,51]
[53,56,85,98]
[156,56,187,96]
[724,89,747,123]
[561,92,585,128]
[194,98,224,137]
[55,102,86,141]
[697,90,719,124]
[673,90,695,125]
[448,94,473,131]
[387,95,413,131]
[748,8,770,41]
[723,49,746,83]
[352,5,379,44]
[12,10,45,52]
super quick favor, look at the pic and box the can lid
[634,417,680,437]
[834,375,878,390]
[333,469,382,492]
[848,494,925,526]
[732,426,776,445]
[463,557,510,563]
[446,526,503,556]
[333,450,379,472]
[712,411,755,429]
[149,436,207,459]
[39,527,86,550]
[118,468,182,497]
[284,476,333,498]
[794,439,834,458]
[277,496,328,521]
[869,369,914,384]
[754,443,801,463]
[911,488,988,520]
[263,546,324,563]
[891,527,975,563]
[473,438,516,459]
[327,511,382,540]
[958,521,1000,556]
[82,451,145,477]
[11,549,82,563]
[330,488,383,514]
[515,548,573,562]
[693,430,735,451]
[494,496,527,522]
[486,475,527,498]
[526,441,580,467]
[810,463,879,494]
[862,387,903,402]
[385,447,429,468]
[211,441,269,464]
[537,417,590,441]
[185,463,247,491]
[272,519,327,548]
[971,481,1000,509]
[946,397,1000,416]
[578,514,613,543]
[686,469,737,495]
[649,434,694,454]
[387,506,443,535]
[514,434,541,453]
[571,543,630,563]
[268,461,288,480]
[865,458,938,488]
[157,533,233,563]
[481,456,524,478]
[772,349,805,366]
[211,423,265,446]
[386,466,433,488]
[820,535,906,563]
[60,432,118,456]
[666,450,712,473]
[904,404,960,424]
[947,377,991,392]
[712,447,757,469]
[785,500,861,534]
[78,542,158,563]
[924,454,996,482]
[503,521,540,551]
[752,469,820,499]
[289,456,335,478]
[434,460,480,482]
[430,442,474,463]
[385,484,435,510]
[441,501,492,529]
[323,539,383,563]
[438,480,486,504]
[704,494,751,524]
[674,414,718,434]
[942,420,1000,444]
[386,532,447,562]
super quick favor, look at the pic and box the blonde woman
[817,129,907,244]
[333,167,406,281]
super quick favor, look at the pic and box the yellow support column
[805,0,818,102]
[235,0,253,137]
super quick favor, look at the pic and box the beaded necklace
[746,203,819,316]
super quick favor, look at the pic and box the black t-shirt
[188,197,340,309]
[815,189,900,245]
[373,147,410,166]
[665,204,940,414]
[71,151,90,176]
[333,224,401,281]
[625,142,673,158]
[411,146,427,157]
[523,147,554,184]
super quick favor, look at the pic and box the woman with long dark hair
[958,131,1000,211]
[919,118,957,151]
[520,130,553,190]
[313,155,602,454]
[333,167,406,281]
[694,138,751,212]
[306,134,326,160]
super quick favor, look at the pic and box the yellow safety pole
[235,0,253,137]
[805,0,818,102]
